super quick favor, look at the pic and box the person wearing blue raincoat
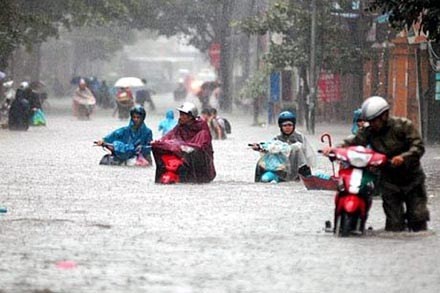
[96,105,153,163]
[158,109,177,136]
[351,108,366,135]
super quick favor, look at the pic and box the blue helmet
[278,111,296,127]
[130,105,146,121]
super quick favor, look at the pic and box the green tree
[143,0,236,111]
[0,0,134,70]
[369,0,440,43]
[238,0,364,132]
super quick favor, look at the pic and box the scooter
[249,140,290,183]
[94,141,151,167]
[152,139,215,184]
[114,91,134,120]
[322,146,387,237]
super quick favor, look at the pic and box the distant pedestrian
[135,79,155,111]
[173,79,187,102]
[158,109,177,136]
[209,108,227,140]
[72,78,96,119]
[115,87,134,120]
[99,80,112,109]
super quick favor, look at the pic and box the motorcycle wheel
[335,212,352,237]
[356,217,366,236]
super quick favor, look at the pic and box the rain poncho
[158,110,177,136]
[152,118,216,183]
[275,131,316,166]
[103,119,153,161]
[73,86,96,117]
[73,87,96,106]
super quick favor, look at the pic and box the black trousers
[381,181,430,231]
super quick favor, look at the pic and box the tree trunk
[298,65,309,127]
[219,0,234,112]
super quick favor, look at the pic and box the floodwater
[0,95,439,293]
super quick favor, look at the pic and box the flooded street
[1,95,440,293]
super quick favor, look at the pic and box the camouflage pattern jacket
[342,116,425,188]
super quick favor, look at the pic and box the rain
[1,1,440,292]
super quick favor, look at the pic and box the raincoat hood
[165,110,174,119]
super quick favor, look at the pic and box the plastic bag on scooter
[31,109,46,126]
[258,153,288,172]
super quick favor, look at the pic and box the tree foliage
[0,0,137,68]
[369,0,440,43]
[0,0,232,70]
[143,0,225,52]
[239,65,271,101]
[238,0,361,74]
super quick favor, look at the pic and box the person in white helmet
[323,96,430,232]
[151,102,216,183]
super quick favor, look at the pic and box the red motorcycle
[323,146,387,237]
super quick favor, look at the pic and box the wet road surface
[0,96,439,293]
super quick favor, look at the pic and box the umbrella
[114,77,144,88]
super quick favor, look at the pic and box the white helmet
[19,81,30,90]
[361,96,390,121]
[3,80,14,88]
[177,102,198,118]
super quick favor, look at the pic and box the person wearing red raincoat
[151,102,216,183]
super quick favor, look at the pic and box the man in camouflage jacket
[339,103,430,232]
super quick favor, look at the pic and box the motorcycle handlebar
[94,141,151,151]
[248,143,266,152]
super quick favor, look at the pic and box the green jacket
[342,116,425,187]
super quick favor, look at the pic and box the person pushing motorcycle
[323,96,430,232]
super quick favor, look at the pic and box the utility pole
[308,0,317,134]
